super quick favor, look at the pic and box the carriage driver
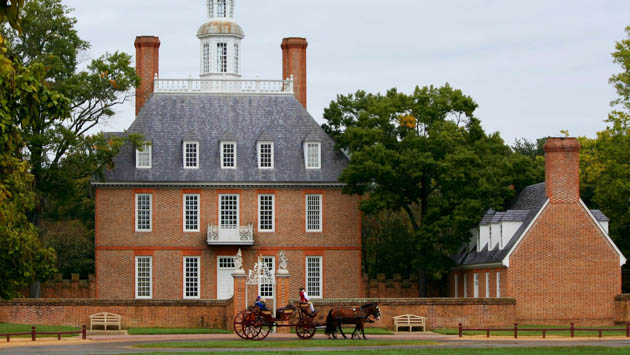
[255,296,269,311]
[299,287,317,316]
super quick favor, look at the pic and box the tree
[323,84,534,295]
[0,1,61,299]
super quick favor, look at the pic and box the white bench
[394,314,426,332]
[89,312,122,331]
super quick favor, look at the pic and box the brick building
[451,137,626,324]
[93,0,362,302]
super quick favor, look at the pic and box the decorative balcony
[154,75,294,95]
[207,224,254,246]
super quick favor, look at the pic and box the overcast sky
[64,0,629,144]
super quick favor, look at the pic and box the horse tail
[324,309,334,335]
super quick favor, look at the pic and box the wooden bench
[394,314,426,332]
[89,312,122,331]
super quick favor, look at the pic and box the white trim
[135,194,152,232]
[502,199,550,267]
[183,194,201,233]
[305,256,323,299]
[580,199,627,266]
[305,194,323,232]
[258,194,275,233]
[183,141,200,169]
[219,194,239,228]
[135,256,152,299]
[454,275,458,297]
[463,274,467,298]
[257,141,274,169]
[485,272,490,298]
[93,182,346,188]
[217,256,236,300]
[183,256,201,299]
[258,256,275,298]
[496,271,501,298]
[304,142,321,169]
[473,273,479,298]
[221,141,237,169]
[135,144,152,169]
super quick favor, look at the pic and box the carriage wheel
[295,319,316,339]
[233,310,249,339]
[252,317,272,341]
[243,312,262,340]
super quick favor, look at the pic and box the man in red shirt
[299,287,316,316]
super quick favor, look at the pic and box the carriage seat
[276,303,297,319]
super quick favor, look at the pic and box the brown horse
[324,302,381,340]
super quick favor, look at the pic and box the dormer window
[136,144,152,169]
[221,141,236,169]
[183,141,199,169]
[258,142,274,169]
[304,142,321,169]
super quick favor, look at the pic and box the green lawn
[432,324,630,337]
[127,327,230,335]
[125,348,630,355]
[0,323,80,338]
[135,339,436,349]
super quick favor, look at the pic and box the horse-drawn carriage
[233,302,318,340]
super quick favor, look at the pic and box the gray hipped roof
[100,94,348,184]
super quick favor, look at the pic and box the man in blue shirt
[255,296,268,311]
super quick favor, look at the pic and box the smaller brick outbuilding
[451,137,626,324]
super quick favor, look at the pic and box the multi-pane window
[258,142,274,169]
[183,141,199,169]
[473,273,479,298]
[136,194,152,232]
[221,142,236,168]
[258,194,274,232]
[203,43,210,73]
[496,272,501,298]
[207,0,214,17]
[219,257,235,269]
[306,256,322,298]
[136,144,151,169]
[217,0,226,17]
[184,194,200,232]
[234,44,239,74]
[217,43,228,73]
[305,142,321,169]
[306,194,322,232]
[135,256,152,299]
[220,195,238,229]
[183,257,200,299]
[259,256,274,298]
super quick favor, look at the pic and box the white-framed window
[183,256,200,299]
[203,43,210,73]
[220,194,239,229]
[136,144,152,169]
[135,194,152,232]
[257,142,274,169]
[221,141,236,169]
[258,194,275,232]
[485,272,490,298]
[463,274,468,298]
[234,43,239,74]
[135,256,152,299]
[217,42,227,73]
[473,273,479,298]
[207,0,214,17]
[454,274,459,297]
[496,272,501,298]
[183,194,200,232]
[306,194,322,232]
[258,256,274,298]
[183,141,199,169]
[217,0,226,17]
[306,256,323,298]
[304,142,321,169]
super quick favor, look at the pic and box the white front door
[217,256,235,300]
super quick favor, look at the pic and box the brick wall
[0,299,232,329]
[614,295,630,324]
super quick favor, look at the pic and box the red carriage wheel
[295,319,316,339]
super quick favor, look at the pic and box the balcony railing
[207,224,254,246]
[154,75,294,95]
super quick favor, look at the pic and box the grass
[134,339,436,349]
[432,324,630,337]
[0,323,80,338]
[125,347,630,355]
[289,326,393,335]
[127,327,230,335]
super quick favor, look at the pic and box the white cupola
[197,0,244,78]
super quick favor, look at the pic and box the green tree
[323,84,534,295]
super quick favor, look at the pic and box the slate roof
[454,183,609,266]
[99,94,348,184]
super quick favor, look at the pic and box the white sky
[64,0,630,144]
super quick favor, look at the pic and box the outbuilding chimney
[281,37,308,109]
[134,36,161,116]
[543,137,581,204]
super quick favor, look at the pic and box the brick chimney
[543,137,581,203]
[134,36,160,116]
[281,37,308,109]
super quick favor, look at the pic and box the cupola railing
[154,74,294,95]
